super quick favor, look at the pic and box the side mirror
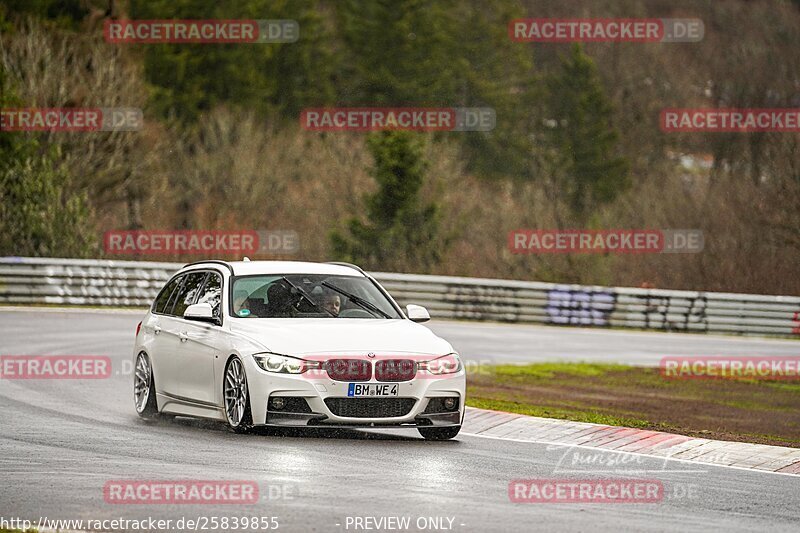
[406,304,430,323]
[184,303,219,325]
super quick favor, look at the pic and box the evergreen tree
[130,0,336,123]
[0,0,95,29]
[0,64,95,257]
[546,44,629,220]
[330,131,443,271]
[336,0,536,179]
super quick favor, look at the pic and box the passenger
[322,292,341,317]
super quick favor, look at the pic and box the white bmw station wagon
[132,260,465,440]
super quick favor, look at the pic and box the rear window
[153,276,182,314]
[172,273,206,317]
[196,272,223,320]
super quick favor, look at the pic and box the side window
[172,273,206,317]
[196,272,223,320]
[154,276,182,314]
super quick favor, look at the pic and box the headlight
[253,353,320,374]
[418,353,462,375]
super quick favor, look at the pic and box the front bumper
[265,410,461,429]
[243,356,466,428]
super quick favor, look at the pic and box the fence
[1,257,798,337]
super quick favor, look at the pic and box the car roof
[182,260,366,277]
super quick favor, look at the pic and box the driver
[266,282,296,317]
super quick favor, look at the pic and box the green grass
[763,381,800,393]
[737,432,800,446]
[466,362,800,446]
[486,362,631,379]
[466,397,652,428]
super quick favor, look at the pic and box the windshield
[229,274,401,319]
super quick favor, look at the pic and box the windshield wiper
[280,277,336,317]
[321,281,392,319]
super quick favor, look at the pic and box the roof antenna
[243,257,251,262]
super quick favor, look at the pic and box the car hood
[228,318,454,356]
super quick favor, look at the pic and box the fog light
[270,397,286,410]
[444,397,457,410]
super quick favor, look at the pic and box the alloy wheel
[224,358,248,427]
[134,353,152,413]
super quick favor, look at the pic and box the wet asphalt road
[1,308,799,532]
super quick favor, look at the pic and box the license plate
[347,383,398,397]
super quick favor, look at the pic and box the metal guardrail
[1,256,799,337]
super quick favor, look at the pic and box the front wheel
[134,352,159,418]
[418,426,461,440]
[223,357,253,433]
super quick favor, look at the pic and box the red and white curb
[461,407,800,475]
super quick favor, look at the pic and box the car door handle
[179,332,189,342]
[154,326,162,335]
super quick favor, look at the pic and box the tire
[134,352,159,418]
[418,425,461,440]
[223,357,253,433]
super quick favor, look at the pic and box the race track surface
[1,308,799,532]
